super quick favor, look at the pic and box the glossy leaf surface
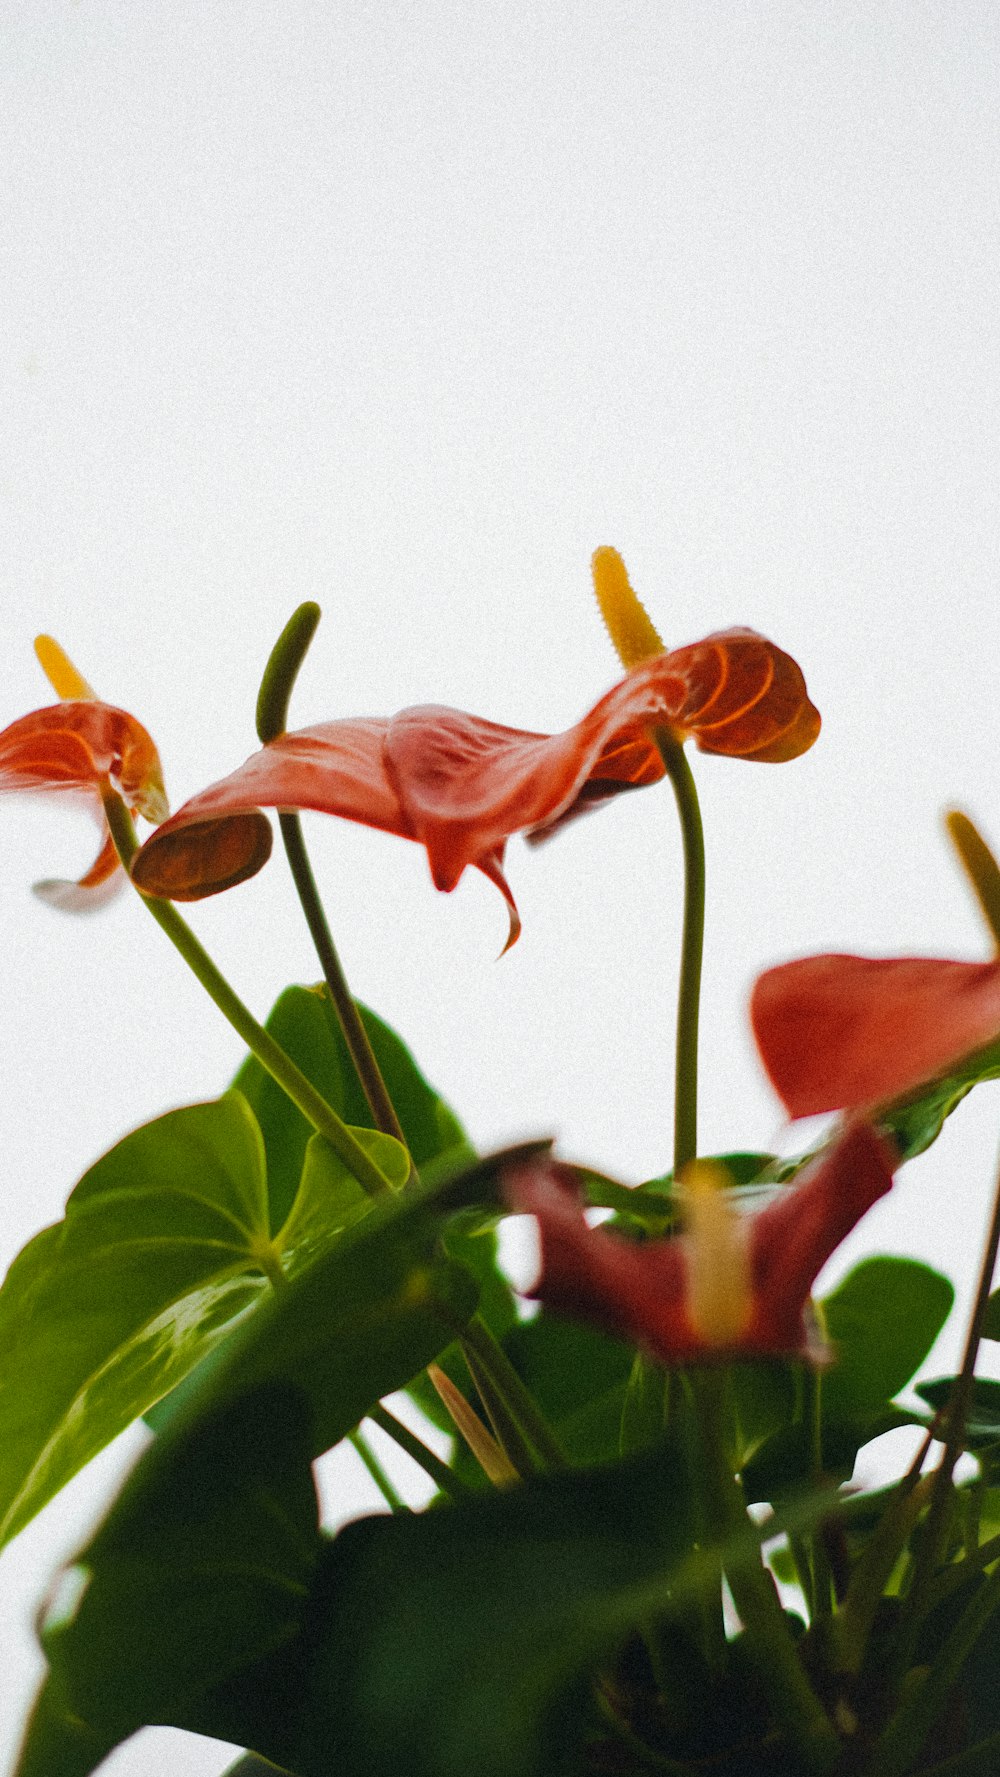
[17,1383,321,1777]
[820,1256,954,1423]
[19,1405,842,1777]
[232,984,469,1229]
[916,1377,1000,1443]
[884,1039,1000,1158]
[742,1256,952,1500]
[286,1444,699,1777]
[19,1161,487,1774]
[193,1170,480,1462]
[0,1090,405,1547]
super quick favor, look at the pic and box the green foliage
[981,1288,1000,1342]
[742,1256,953,1500]
[286,1445,699,1777]
[917,1377,1000,1443]
[190,1169,480,1462]
[0,1092,332,1549]
[505,1312,636,1464]
[821,1257,955,1423]
[232,985,469,1228]
[882,1039,1000,1160]
[603,1152,779,1232]
[17,1383,322,1777]
[0,1020,429,1547]
[21,1388,701,1777]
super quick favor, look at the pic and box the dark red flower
[503,1123,896,1364]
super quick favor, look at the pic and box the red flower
[503,1123,897,1364]
[131,628,819,943]
[0,638,167,909]
[751,953,1000,1119]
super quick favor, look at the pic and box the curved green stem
[255,601,322,743]
[654,730,705,1176]
[348,1429,410,1514]
[255,601,409,1151]
[103,789,392,1199]
[278,812,408,1148]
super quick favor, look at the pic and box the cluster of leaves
[4,977,1000,1777]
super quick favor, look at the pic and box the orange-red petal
[502,1123,895,1365]
[751,953,1000,1118]
[132,633,818,917]
[0,701,167,905]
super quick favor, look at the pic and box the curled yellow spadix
[34,636,96,702]
[591,546,665,670]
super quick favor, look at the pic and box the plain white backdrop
[2,4,999,1771]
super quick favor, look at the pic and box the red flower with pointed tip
[0,638,167,910]
[502,1122,897,1365]
[131,627,819,944]
[751,953,1000,1119]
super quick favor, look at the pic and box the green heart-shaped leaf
[0,1090,406,1547]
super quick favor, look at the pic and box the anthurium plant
[4,551,1000,1777]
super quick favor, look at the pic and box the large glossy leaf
[232,985,469,1228]
[198,1168,480,1461]
[503,1311,636,1465]
[18,1176,484,1777]
[0,1091,406,1546]
[285,1446,701,1777]
[16,1382,322,1777]
[820,1256,954,1423]
[23,1420,700,1777]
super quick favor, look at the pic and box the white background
[2,4,999,1771]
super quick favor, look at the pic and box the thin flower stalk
[256,601,408,1149]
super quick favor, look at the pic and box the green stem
[896,1149,1000,1677]
[929,1526,1000,1606]
[103,789,392,1199]
[367,1403,467,1501]
[461,1341,545,1480]
[806,1365,835,1620]
[348,1429,410,1514]
[681,1373,728,1673]
[654,730,705,1176]
[278,811,408,1149]
[724,1522,840,1773]
[254,599,410,1152]
[695,1371,839,1771]
[255,600,322,744]
[460,1314,566,1471]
